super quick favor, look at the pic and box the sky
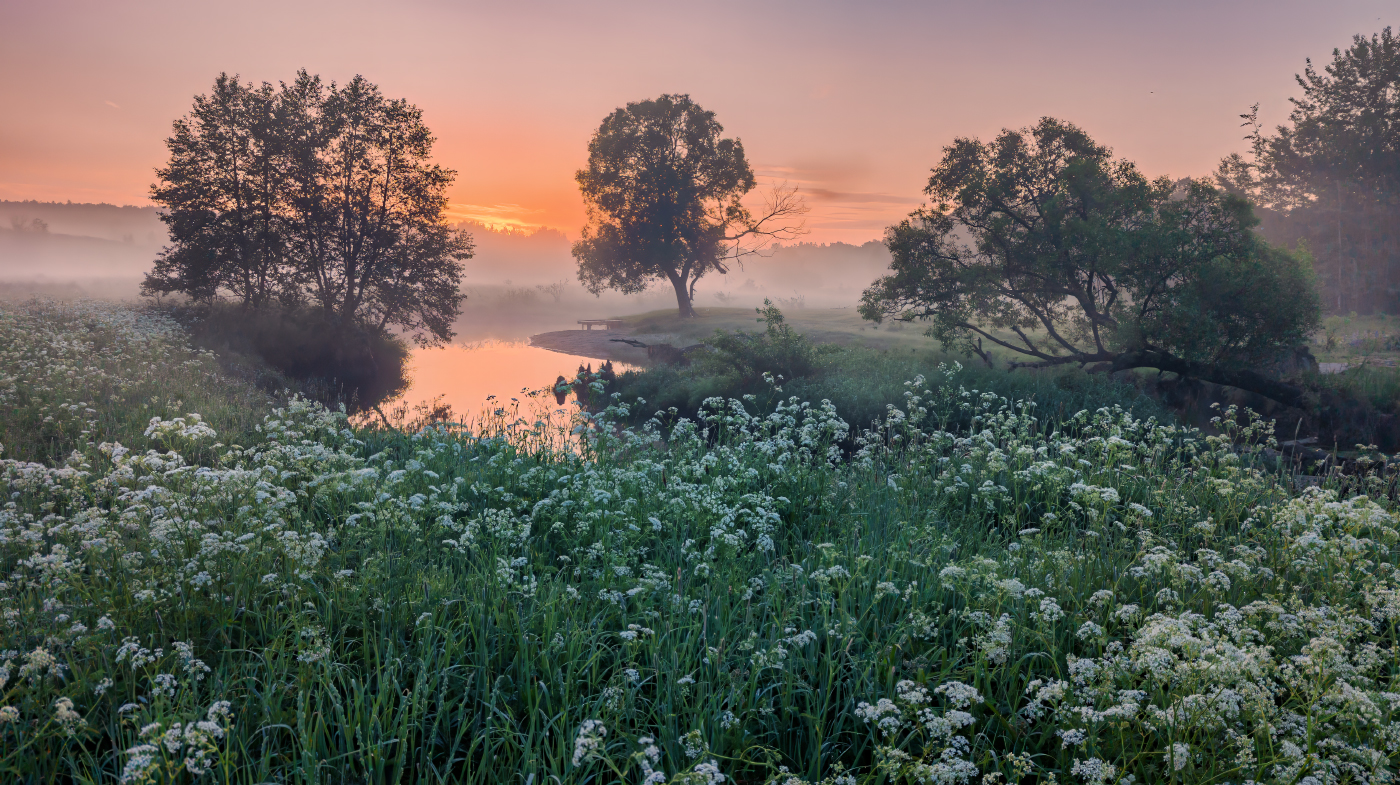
[1,0,1394,243]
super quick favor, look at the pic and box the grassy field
[624,306,1400,368]
[619,307,946,353]
[622,306,1400,424]
[1312,313,1400,366]
[3,299,1400,783]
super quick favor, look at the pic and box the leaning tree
[572,94,806,317]
[145,71,473,345]
[860,117,1322,409]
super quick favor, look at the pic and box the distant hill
[0,229,157,280]
[0,200,165,246]
[0,201,165,281]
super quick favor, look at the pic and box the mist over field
[0,201,162,291]
[0,203,895,309]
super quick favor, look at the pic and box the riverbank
[528,328,698,363]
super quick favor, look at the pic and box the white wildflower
[572,719,607,766]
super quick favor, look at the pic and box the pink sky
[1,0,1393,243]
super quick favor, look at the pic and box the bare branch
[959,321,1060,363]
[1010,325,1040,354]
[722,182,810,265]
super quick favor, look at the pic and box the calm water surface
[391,340,630,424]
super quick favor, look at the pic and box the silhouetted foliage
[861,117,1322,409]
[144,71,472,346]
[1217,27,1400,313]
[572,94,805,317]
[174,302,411,411]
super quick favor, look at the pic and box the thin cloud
[104,100,120,109]
[804,188,922,205]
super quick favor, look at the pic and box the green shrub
[692,300,827,389]
[173,301,411,410]
[611,325,1169,434]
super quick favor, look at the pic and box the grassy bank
[617,307,948,353]
[3,300,1399,783]
[610,305,1400,452]
[607,305,1169,432]
[609,345,1170,433]
[0,299,279,465]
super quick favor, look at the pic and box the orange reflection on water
[395,341,630,426]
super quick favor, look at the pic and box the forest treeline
[1216,27,1400,314]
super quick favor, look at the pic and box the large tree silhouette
[1217,27,1400,313]
[145,71,472,345]
[572,94,805,318]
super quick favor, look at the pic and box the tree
[146,74,291,308]
[572,94,806,318]
[144,71,473,345]
[860,118,1322,409]
[1217,28,1400,313]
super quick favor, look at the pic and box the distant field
[1312,312,1400,366]
[619,306,949,352]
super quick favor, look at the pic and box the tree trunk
[1110,349,1316,411]
[667,272,697,318]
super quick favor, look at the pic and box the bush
[690,300,826,388]
[172,301,411,410]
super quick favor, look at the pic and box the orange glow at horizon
[445,204,554,234]
[2,1,1395,246]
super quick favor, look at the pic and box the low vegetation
[171,302,412,411]
[0,300,277,466]
[610,302,1169,432]
[5,299,1399,784]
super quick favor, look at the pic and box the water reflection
[378,340,632,429]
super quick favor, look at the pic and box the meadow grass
[1305,365,1400,416]
[616,308,962,353]
[1312,313,1400,365]
[0,299,280,466]
[3,300,1400,784]
[608,334,1170,434]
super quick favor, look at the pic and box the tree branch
[722,182,810,264]
[1109,349,1317,411]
